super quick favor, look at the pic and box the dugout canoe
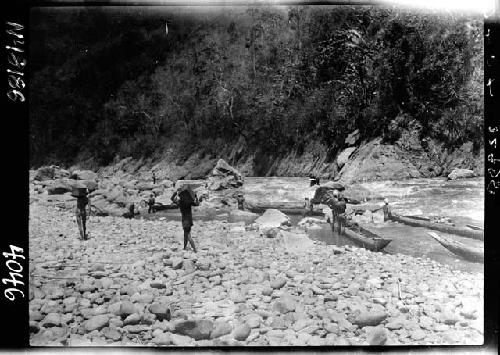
[427,232,484,263]
[390,214,484,241]
[342,223,392,252]
[246,202,324,216]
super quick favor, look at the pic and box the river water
[143,177,485,273]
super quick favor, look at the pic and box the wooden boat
[427,232,484,263]
[390,214,484,241]
[342,223,392,252]
[246,202,324,216]
[466,224,484,231]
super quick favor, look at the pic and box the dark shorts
[183,226,191,233]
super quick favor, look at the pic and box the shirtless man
[171,186,201,252]
[74,188,91,240]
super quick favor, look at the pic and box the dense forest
[29,6,483,169]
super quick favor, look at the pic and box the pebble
[233,323,251,341]
[28,202,485,346]
[84,315,109,332]
[367,326,388,345]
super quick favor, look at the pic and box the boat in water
[342,223,392,252]
[390,214,484,241]
[427,232,484,263]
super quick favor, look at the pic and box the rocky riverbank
[29,202,483,346]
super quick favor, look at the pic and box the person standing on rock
[73,187,91,240]
[171,186,201,252]
[152,172,156,185]
[303,198,313,217]
[236,193,245,211]
[382,198,391,221]
[148,194,156,214]
[336,192,347,234]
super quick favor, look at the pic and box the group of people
[72,184,204,252]
[72,174,390,249]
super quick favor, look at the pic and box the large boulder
[173,319,214,341]
[447,168,475,181]
[70,170,98,181]
[174,180,206,190]
[34,165,69,181]
[207,159,243,191]
[46,179,73,195]
[255,209,291,229]
[227,210,259,224]
[345,129,360,146]
[337,147,357,168]
[336,138,435,184]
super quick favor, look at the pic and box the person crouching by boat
[309,175,320,187]
[147,194,156,214]
[303,198,312,217]
[123,203,139,219]
[171,186,201,253]
[382,198,391,221]
[73,187,91,240]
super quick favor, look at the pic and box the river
[143,177,485,273]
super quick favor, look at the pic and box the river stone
[262,287,274,296]
[353,311,387,327]
[153,332,172,346]
[171,258,183,270]
[255,209,291,229]
[124,313,141,326]
[211,321,233,339]
[174,319,214,340]
[441,311,460,325]
[149,303,171,321]
[119,301,137,317]
[150,281,166,289]
[272,294,297,314]
[271,278,287,290]
[85,315,109,332]
[102,327,121,341]
[233,323,251,341]
[324,323,340,335]
[410,329,427,341]
[42,313,61,328]
[367,326,388,345]
[447,168,475,180]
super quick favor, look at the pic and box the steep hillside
[29,6,483,180]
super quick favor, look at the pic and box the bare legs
[76,214,87,240]
[183,227,197,252]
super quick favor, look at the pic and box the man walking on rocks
[171,186,200,252]
[73,187,91,240]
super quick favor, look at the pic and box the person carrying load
[72,187,91,240]
[171,185,202,252]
